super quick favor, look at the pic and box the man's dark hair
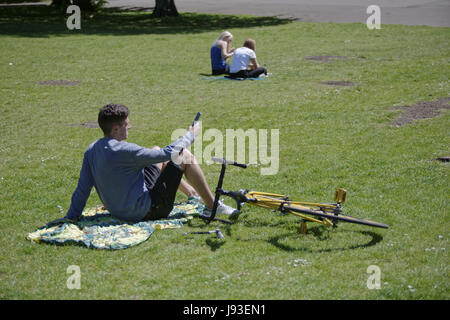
[98,103,129,135]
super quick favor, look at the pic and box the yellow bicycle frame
[244,191,343,229]
[209,158,387,232]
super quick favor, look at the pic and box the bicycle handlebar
[201,157,247,224]
[211,157,247,169]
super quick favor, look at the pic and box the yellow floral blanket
[27,199,204,250]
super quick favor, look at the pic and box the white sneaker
[202,200,239,217]
[216,200,239,216]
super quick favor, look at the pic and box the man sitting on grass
[63,103,237,223]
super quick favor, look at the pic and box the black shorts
[143,161,184,221]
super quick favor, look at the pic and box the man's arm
[134,126,198,167]
[249,58,259,70]
[65,151,94,220]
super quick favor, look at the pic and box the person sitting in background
[229,38,267,79]
[210,31,235,75]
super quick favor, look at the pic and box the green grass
[0,7,449,300]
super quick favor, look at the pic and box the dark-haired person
[229,38,267,79]
[63,103,237,223]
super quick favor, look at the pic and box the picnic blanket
[27,198,205,250]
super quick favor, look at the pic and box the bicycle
[200,157,389,234]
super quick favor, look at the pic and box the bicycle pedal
[334,188,347,204]
[298,221,308,234]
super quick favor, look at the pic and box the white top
[230,47,256,73]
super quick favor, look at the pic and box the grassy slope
[0,8,448,299]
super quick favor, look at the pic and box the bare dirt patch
[320,80,355,87]
[304,56,350,63]
[433,156,449,163]
[390,97,450,126]
[37,80,79,86]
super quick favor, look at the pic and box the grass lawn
[0,6,448,300]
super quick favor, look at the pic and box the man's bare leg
[151,146,198,198]
[151,146,213,208]
[178,149,215,209]
[178,178,198,198]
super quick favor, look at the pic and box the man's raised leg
[151,146,198,199]
[178,149,215,209]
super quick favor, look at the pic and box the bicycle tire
[285,205,389,229]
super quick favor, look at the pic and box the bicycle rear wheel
[285,204,389,229]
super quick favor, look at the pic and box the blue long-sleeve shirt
[65,131,194,222]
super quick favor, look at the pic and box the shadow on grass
[0,5,293,37]
[205,238,226,251]
[267,229,383,253]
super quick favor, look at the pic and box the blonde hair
[217,31,233,42]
